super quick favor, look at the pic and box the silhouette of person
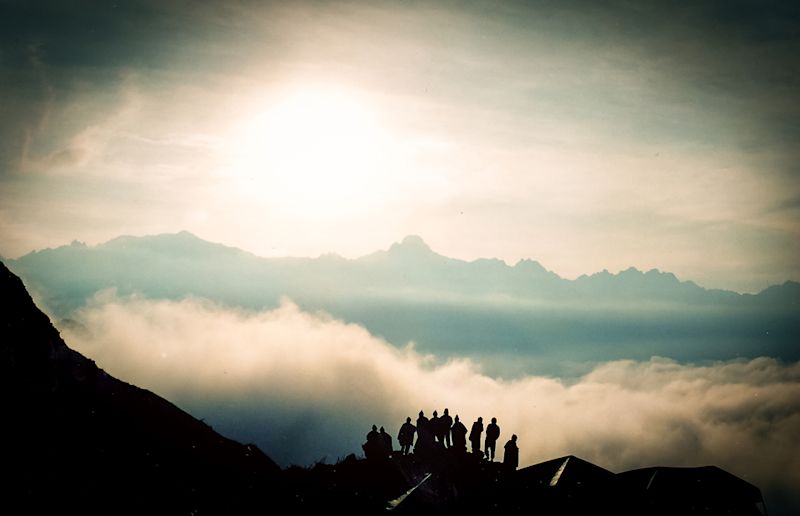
[485,417,500,461]
[503,434,519,470]
[451,415,468,453]
[397,417,416,455]
[441,408,453,448]
[431,410,442,445]
[469,417,483,455]
[379,426,393,458]
[363,424,381,459]
[415,410,432,454]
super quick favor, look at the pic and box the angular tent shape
[505,455,619,514]
[617,465,766,516]
[517,454,616,488]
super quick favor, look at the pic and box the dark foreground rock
[0,262,282,515]
[284,450,765,516]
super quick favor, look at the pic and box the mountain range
[7,231,799,376]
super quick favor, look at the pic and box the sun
[230,86,390,219]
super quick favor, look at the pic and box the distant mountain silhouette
[0,261,769,515]
[14,231,798,307]
[385,234,437,257]
[0,261,281,515]
[8,232,800,373]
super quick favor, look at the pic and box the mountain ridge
[8,231,799,373]
[11,230,796,297]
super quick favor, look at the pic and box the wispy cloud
[61,293,800,511]
[15,72,142,176]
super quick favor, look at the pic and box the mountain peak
[106,230,200,243]
[388,235,434,256]
[100,231,247,259]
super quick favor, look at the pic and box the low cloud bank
[62,293,800,513]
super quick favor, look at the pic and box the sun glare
[230,86,391,219]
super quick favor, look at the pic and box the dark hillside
[0,261,281,515]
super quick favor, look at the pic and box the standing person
[485,417,500,461]
[431,410,442,445]
[451,415,468,453]
[503,434,519,470]
[379,426,393,458]
[363,424,380,459]
[397,417,416,455]
[469,417,483,456]
[441,408,453,448]
[415,410,431,454]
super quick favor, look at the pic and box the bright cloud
[61,293,800,511]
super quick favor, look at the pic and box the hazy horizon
[8,228,799,381]
[6,229,799,295]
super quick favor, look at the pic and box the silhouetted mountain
[383,234,438,260]
[754,280,800,306]
[7,232,800,374]
[0,261,281,515]
[11,231,776,310]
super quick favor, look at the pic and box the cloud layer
[62,293,800,512]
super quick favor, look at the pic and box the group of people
[362,425,395,460]
[363,409,519,470]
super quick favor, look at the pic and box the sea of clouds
[61,292,800,514]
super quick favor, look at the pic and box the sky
[1,0,799,292]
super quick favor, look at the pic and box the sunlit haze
[227,85,393,218]
[1,1,798,292]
